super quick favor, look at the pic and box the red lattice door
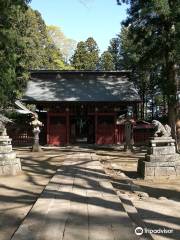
[48,116,67,145]
[96,115,115,144]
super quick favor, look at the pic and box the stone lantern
[30,114,43,152]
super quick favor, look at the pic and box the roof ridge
[30,70,132,74]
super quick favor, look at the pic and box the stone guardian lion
[152,120,171,137]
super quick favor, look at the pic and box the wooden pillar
[66,108,70,144]
[114,114,116,144]
[47,112,49,144]
[95,110,98,144]
[134,103,138,120]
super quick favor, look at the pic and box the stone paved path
[11,153,137,240]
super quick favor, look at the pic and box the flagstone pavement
[11,152,138,240]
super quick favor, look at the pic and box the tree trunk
[168,102,176,139]
[166,62,177,139]
[151,95,154,120]
[163,95,166,116]
[145,95,148,120]
[141,92,145,119]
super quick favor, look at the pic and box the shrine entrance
[70,116,88,143]
[47,105,116,146]
[23,70,141,146]
[70,105,95,144]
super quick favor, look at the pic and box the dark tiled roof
[22,71,141,102]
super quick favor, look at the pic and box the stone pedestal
[0,135,21,176]
[138,137,180,180]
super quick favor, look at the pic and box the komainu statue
[152,120,171,137]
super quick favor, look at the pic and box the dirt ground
[0,147,180,240]
[100,151,180,240]
[0,148,71,240]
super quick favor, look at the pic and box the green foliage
[71,37,99,70]
[44,40,67,70]
[17,9,71,71]
[85,37,99,70]
[0,0,30,108]
[71,41,88,70]
[119,27,139,69]
[122,0,180,96]
[47,25,76,63]
[16,8,48,70]
[99,51,115,71]
[117,0,129,4]
[108,37,121,70]
[116,0,180,128]
[118,26,154,105]
[0,2,75,108]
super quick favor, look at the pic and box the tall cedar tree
[117,0,180,135]
[16,8,49,70]
[0,0,30,108]
[99,51,115,71]
[108,37,121,70]
[71,41,88,70]
[71,37,99,70]
[14,9,69,71]
[0,2,70,108]
[85,37,99,70]
[119,26,160,119]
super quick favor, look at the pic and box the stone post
[124,119,134,152]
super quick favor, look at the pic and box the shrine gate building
[22,70,141,145]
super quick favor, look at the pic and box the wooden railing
[7,128,33,146]
[115,124,154,145]
[7,124,154,146]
